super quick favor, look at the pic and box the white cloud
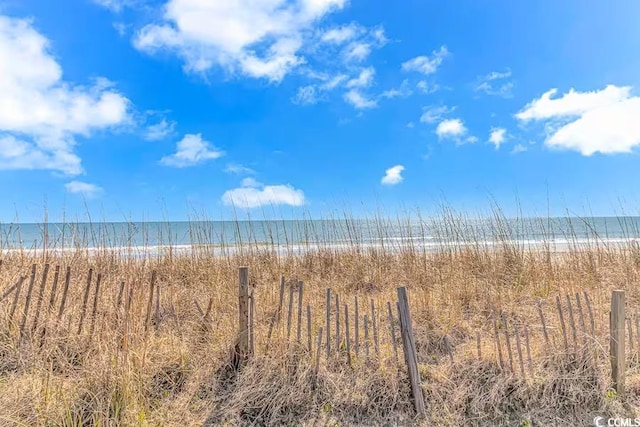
[420,105,454,124]
[475,69,513,97]
[224,162,255,175]
[346,67,375,88]
[343,41,371,62]
[222,178,305,208]
[343,90,377,109]
[65,181,103,197]
[511,144,528,154]
[380,79,412,99]
[144,118,176,140]
[92,0,136,12]
[401,46,449,75]
[291,73,349,105]
[436,118,467,139]
[381,165,404,185]
[133,0,349,82]
[292,85,320,105]
[240,177,261,188]
[489,127,507,149]
[160,133,224,167]
[0,16,130,175]
[416,80,439,94]
[113,22,128,36]
[516,85,640,155]
[322,74,348,90]
[320,23,361,44]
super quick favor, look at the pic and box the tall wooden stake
[354,295,360,357]
[144,270,156,334]
[326,288,331,357]
[237,267,251,362]
[397,287,426,417]
[610,290,625,394]
[297,281,304,343]
[345,303,351,366]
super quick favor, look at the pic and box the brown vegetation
[1,214,640,426]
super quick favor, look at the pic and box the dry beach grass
[2,211,640,426]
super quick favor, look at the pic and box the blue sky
[1,0,640,222]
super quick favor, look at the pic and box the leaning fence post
[397,287,426,417]
[537,300,549,347]
[610,290,625,394]
[238,267,251,363]
[20,265,38,338]
[556,296,569,352]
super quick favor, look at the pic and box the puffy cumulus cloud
[435,118,476,145]
[133,1,392,111]
[516,85,640,155]
[160,133,224,167]
[0,15,130,176]
[222,178,305,208]
[381,165,404,185]
[401,46,449,75]
[436,119,466,138]
[133,0,348,82]
[65,181,103,197]
[489,127,507,149]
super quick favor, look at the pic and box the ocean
[2,217,640,255]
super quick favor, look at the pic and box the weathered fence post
[297,281,304,343]
[20,265,37,338]
[556,296,569,352]
[354,295,360,357]
[388,301,399,362]
[537,300,549,347]
[326,288,331,357]
[287,282,294,341]
[491,310,504,370]
[344,303,351,366]
[307,305,312,352]
[397,287,426,417]
[238,267,251,363]
[610,290,625,394]
[371,299,379,356]
[144,270,156,334]
[267,276,285,343]
[31,263,50,333]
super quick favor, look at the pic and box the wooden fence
[0,263,635,417]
